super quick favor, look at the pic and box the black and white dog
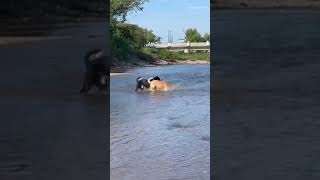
[80,49,108,94]
[135,76,160,91]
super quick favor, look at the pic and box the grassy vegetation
[140,48,210,62]
[110,0,210,66]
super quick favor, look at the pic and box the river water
[0,22,108,180]
[110,64,210,180]
[213,10,320,179]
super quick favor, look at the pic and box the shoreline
[110,59,210,76]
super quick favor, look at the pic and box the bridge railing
[190,42,210,47]
[146,41,210,48]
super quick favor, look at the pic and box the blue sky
[127,0,210,43]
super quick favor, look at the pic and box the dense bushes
[110,0,162,61]
[111,22,159,60]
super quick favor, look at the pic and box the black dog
[135,76,160,92]
[80,49,108,94]
[148,76,160,82]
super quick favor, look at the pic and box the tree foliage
[110,0,148,22]
[110,0,160,60]
[203,32,210,41]
[145,30,160,44]
[184,28,210,42]
[185,28,203,42]
[112,23,160,59]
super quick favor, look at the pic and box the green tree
[111,22,159,58]
[145,30,160,44]
[203,33,210,41]
[110,0,150,59]
[110,0,148,23]
[110,0,162,60]
[156,37,161,43]
[184,28,204,42]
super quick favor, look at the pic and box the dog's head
[135,77,150,92]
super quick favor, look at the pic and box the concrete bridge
[146,41,210,53]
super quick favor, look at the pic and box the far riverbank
[110,56,210,75]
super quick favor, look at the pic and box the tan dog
[135,76,175,92]
[148,80,175,91]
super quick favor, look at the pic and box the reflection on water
[111,64,210,179]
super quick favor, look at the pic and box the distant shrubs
[142,48,210,62]
[184,28,210,42]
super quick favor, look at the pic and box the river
[213,9,320,179]
[110,64,210,179]
[0,21,108,180]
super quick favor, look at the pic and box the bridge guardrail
[146,41,210,48]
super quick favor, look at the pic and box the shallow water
[0,22,108,179]
[213,10,320,179]
[110,64,210,179]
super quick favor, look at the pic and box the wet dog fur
[148,80,175,91]
[136,76,174,92]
